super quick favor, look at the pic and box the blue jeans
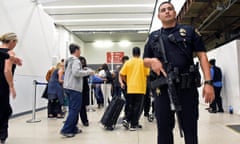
[113,86,121,97]
[94,84,104,104]
[61,89,82,134]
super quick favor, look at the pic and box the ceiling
[37,0,156,43]
[177,0,240,50]
[36,0,240,50]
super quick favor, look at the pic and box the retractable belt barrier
[26,80,47,123]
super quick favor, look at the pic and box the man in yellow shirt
[119,47,149,131]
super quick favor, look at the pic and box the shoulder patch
[195,28,202,36]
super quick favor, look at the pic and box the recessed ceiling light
[119,40,131,47]
[93,40,113,48]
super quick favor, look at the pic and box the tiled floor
[7,104,240,144]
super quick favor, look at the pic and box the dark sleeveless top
[47,69,64,104]
[0,48,16,90]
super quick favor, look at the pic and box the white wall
[54,26,85,61]
[83,42,146,65]
[0,0,83,115]
[199,40,240,114]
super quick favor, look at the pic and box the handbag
[41,85,48,99]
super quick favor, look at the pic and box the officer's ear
[157,13,162,21]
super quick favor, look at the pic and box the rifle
[150,30,184,137]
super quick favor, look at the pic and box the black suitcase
[100,96,125,130]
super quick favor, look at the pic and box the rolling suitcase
[100,96,125,130]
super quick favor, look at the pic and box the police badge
[179,28,186,37]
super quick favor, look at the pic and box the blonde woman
[0,32,21,143]
[47,62,65,118]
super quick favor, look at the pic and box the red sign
[106,52,124,64]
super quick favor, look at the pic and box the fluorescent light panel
[93,40,113,48]
[93,40,132,48]
[72,27,149,31]
[119,40,131,47]
[55,18,151,23]
[42,4,153,9]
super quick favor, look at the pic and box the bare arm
[4,51,16,98]
[10,56,22,66]
[119,73,126,89]
[197,52,215,103]
[0,51,21,66]
[197,52,211,81]
[143,58,166,77]
[143,58,154,67]
[58,68,64,84]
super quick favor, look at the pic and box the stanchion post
[87,81,96,112]
[26,80,41,123]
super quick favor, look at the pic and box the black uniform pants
[126,94,144,126]
[0,90,12,141]
[48,98,62,116]
[144,86,154,115]
[155,87,199,144]
[144,94,151,115]
[210,87,223,111]
[121,87,129,117]
[79,105,88,124]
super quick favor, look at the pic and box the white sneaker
[122,120,129,129]
[129,126,136,131]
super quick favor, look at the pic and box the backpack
[212,66,222,82]
[45,67,55,82]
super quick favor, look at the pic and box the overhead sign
[106,52,124,64]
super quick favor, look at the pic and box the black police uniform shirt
[143,23,206,73]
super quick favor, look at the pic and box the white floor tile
[7,104,240,144]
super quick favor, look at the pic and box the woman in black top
[0,32,19,143]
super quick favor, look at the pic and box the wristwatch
[204,80,213,86]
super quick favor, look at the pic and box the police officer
[143,1,214,144]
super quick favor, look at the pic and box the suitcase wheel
[148,114,154,122]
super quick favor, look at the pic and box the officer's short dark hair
[121,56,129,63]
[158,1,175,13]
[132,47,141,57]
[209,59,216,66]
[69,43,80,54]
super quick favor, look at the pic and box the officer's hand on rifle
[202,83,215,103]
[150,58,167,77]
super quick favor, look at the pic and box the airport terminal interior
[1,0,240,144]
